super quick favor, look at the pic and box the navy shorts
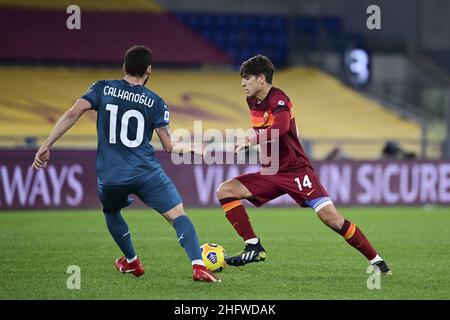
[97,170,182,214]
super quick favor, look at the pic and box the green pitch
[1,207,449,299]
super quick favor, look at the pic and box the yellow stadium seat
[0,66,421,158]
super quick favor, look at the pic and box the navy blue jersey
[82,79,169,185]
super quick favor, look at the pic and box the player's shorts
[235,167,333,212]
[97,170,182,214]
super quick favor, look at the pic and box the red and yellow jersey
[246,87,313,172]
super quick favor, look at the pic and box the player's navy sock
[220,197,257,241]
[173,215,202,262]
[339,219,377,261]
[104,211,136,260]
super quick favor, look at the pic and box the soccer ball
[200,243,226,273]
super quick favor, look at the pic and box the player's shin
[339,219,379,262]
[172,215,204,266]
[219,197,257,242]
[104,211,136,260]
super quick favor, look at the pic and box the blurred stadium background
[1,0,449,159]
[1,0,450,300]
[1,0,450,209]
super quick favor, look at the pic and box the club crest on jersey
[263,112,269,124]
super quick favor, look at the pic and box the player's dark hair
[240,54,275,84]
[124,45,152,77]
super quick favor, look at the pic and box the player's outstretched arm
[32,98,92,170]
[155,125,204,157]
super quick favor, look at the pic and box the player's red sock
[220,197,257,241]
[339,219,377,261]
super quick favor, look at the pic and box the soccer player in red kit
[216,55,391,275]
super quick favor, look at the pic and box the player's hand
[190,142,205,158]
[172,142,205,158]
[32,146,50,170]
[201,140,216,159]
[234,138,250,154]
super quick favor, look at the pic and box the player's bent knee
[163,203,185,223]
[216,181,236,199]
[317,205,344,231]
[102,207,120,214]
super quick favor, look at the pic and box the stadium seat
[320,16,343,35]
[0,66,421,158]
[0,8,232,65]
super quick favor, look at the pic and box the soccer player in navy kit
[32,46,220,282]
[216,55,391,275]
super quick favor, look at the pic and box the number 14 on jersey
[294,175,312,191]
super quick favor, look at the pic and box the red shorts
[235,167,333,212]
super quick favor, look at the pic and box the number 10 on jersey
[106,103,145,148]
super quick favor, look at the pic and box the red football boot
[115,256,145,277]
[193,264,221,283]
